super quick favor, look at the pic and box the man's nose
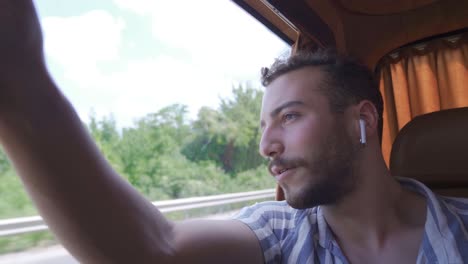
[259,126,284,158]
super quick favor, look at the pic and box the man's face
[259,67,359,209]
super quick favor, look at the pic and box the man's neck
[321,158,427,252]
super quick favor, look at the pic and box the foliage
[0,232,56,254]
[0,84,275,253]
[183,85,265,173]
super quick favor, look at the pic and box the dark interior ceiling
[233,0,468,68]
[338,0,440,15]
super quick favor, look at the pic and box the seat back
[390,107,468,197]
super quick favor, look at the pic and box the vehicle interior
[233,0,468,199]
[2,1,468,262]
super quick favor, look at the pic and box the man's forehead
[261,89,305,112]
[261,68,326,112]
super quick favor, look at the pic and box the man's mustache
[268,157,308,175]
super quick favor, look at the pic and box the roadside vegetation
[0,85,274,253]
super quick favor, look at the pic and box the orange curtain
[379,32,468,165]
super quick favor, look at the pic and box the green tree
[0,147,11,175]
[0,148,36,219]
[116,104,192,196]
[88,112,123,173]
[183,84,265,174]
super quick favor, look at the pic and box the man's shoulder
[234,200,315,220]
[238,200,295,214]
[401,177,468,221]
[438,195,468,216]
[232,201,320,262]
[232,200,318,230]
[431,194,468,261]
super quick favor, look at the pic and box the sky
[33,0,290,128]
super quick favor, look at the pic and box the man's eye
[283,113,299,122]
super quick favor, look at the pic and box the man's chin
[282,183,342,209]
[283,190,320,209]
[285,198,319,209]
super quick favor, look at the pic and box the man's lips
[268,158,305,180]
[270,165,293,176]
[274,167,296,182]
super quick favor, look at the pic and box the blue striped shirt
[233,177,468,263]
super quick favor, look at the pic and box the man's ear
[357,100,379,140]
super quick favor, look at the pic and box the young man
[0,1,466,263]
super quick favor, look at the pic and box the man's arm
[0,1,264,263]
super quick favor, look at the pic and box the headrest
[390,107,468,189]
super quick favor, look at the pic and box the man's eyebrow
[270,100,305,118]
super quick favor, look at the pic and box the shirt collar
[312,177,455,263]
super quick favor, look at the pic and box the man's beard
[270,122,359,209]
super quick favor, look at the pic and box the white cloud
[42,10,125,67]
[43,39,237,128]
[38,2,289,129]
[99,55,236,126]
[115,0,289,80]
[113,0,155,16]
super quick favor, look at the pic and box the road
[0,211,239,264]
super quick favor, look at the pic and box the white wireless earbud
[359,119,367,145]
